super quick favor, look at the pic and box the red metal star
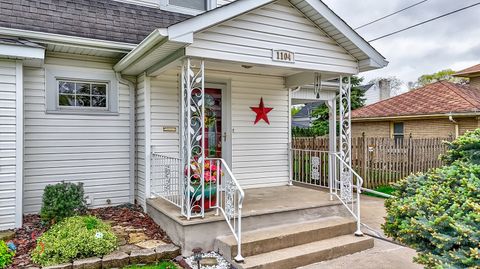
[250,97,273,125]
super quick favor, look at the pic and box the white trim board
[15,60,24,228]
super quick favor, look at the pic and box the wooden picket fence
[292,136,452,189]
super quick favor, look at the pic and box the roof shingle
[351,81,480,119]
[454,64,480,77]
[0,0,191,44]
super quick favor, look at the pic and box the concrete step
[234,235,374,269]
[215,216,356,262]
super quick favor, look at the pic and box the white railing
[206,158,245,262]
[289,148,364,236]
[290,149,330,188]
[151,153,183,207]
[332,152,363,236]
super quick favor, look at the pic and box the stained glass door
[204,88,223,158]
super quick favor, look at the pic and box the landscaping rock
[119,244,141,254]
[136,239,166,249]
[0,230,15,241]
[101,251,129,269]
[42,263,72,269]
[72,257,102,269]
[129,248,157,265]
[128,232,149,244]
[155,244,181,260]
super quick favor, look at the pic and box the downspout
[116,72,136,204]
[448,113,459,139]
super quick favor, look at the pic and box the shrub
[0,241,15,269]
[31,216,117,266]
[40,182,87,223]
[383,162,480,268]
[441,128,480,165]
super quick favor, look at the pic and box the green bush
[441,128,480,165]
[0,241,15,269]
[40,182,87,223]
[31,216,117,266]
[383,162,480,268]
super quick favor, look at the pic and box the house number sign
[272,49,295,63]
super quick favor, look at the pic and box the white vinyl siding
[23,58,132,214]
[135,74,147,206]
[364,85,380,106]
[0,60,18,230]
[217,0,235,7]
[149,69,288,188]
[187,0,358,74]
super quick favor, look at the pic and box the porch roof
[114,0,387,76]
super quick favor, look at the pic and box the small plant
[31,216,117,266]
[125,261,177,269]
[40,181,87,224]
[0,241,15,269]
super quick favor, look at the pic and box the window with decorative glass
[57,80,108,109]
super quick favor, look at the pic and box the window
[46,66,118,114]
[393,122,404,144]
[169,0,207,10]
[58,80,108,109]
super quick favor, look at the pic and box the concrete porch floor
[148,185,344,225]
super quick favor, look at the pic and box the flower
[95,232,104,239]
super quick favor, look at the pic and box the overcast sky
[322,0,480,91]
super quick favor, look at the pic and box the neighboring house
[0,0,388,264]
[454,63,480,89]
[351,81,480,138]
[292,102,323,128]
[360,78,392,106]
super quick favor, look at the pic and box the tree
[383,130,480,268]
[410,69,468,89]
[309,76,365,136]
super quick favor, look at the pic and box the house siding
[217,0,235,6]
[186,0,358,74]
[149,69,289,188]
[0,60,18,230]
[23,57,132,214]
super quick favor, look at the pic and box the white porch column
[181,58,206,219]
[326,98,336,201]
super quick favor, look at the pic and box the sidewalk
[298,195,422,269]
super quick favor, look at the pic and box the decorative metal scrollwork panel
[181,58,205,219]
[339,76,353,202]
[311,156,320,183]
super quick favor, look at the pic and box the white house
[0,0,387,266]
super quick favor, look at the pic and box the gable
[185,0,359,74]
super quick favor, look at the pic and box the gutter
[0,26,136,53]
[113,29,169,72]
[352,112,480,122]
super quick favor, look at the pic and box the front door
[204,84,231,165]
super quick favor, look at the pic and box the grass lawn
[364,185,395,198]
[124,261,178,269]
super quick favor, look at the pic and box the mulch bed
[7,204,171,268]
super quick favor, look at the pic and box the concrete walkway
[299,195,422,269]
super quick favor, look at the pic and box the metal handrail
[206,157,245,262]
[332,152,363,236]
[151,153,183,208]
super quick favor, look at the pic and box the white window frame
[159,0,216,15]
[46,66,119,115]
[57,79,110,111]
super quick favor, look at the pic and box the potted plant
[188,159,222,212]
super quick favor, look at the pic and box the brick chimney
[378,79,391,100]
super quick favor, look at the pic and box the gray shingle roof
[0,0,191,44]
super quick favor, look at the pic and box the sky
[322,0,480,92]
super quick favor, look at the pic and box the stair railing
[331,152,364,236]
[206,158,245,262]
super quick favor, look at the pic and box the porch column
[338,76,353,202]
[327,99,336,200]
[181,58,206,219]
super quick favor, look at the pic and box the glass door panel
[204,88,222,158]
